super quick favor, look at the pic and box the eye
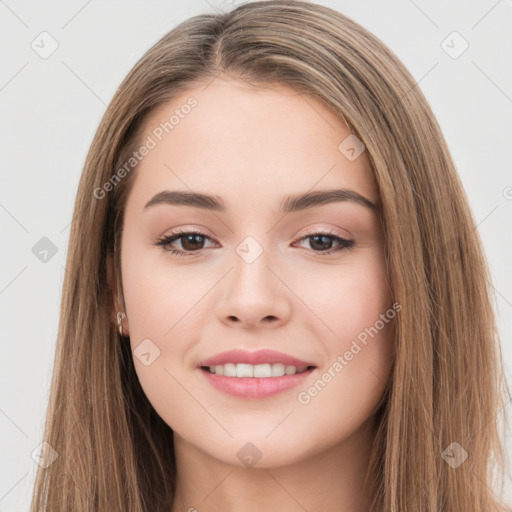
[155,229,216,257]
[294,228,355,255]
[155,228,354,257]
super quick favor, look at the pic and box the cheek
[297,250,394,399]
[121,254,202,427]
[293,257,395,448]
[121,241,199,340]
[120,246,212,404]
[299,250,392,349]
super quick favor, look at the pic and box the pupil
[310,235,332,251]
[183,234,203,250]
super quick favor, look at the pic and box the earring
[116,311,126,336]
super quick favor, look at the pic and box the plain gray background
[1,0,511,509]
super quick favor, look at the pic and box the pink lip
[197,349,314,368]
[199,367,316,399]
[197,349,316,399]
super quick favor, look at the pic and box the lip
[197,349,315,368]
[199,367,316,399]
[197,349,317,399]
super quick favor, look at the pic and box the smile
[204,363,311,377]
[197,349,317,398]
[199,364,316,399]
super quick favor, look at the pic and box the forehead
[126,78,378,213]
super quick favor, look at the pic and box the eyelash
[155,228,355,257]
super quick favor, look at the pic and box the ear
[106,253,125,325]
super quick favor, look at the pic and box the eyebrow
[144,188,378,213]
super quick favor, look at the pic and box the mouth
[200,363,315,377]
[197,349,317,398]
[198,363,317,399]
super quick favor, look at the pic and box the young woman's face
[119,78,395,468]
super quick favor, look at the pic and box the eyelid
[155,228,218,249]
[157,224,351,242]
[298,225,352,240]
[292,227,354,254]
[155,226,354,257]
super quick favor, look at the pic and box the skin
[112,77,395,512]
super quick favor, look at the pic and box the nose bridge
[231,233,275,297]
[216,233,291,327]
[235,234,267,267]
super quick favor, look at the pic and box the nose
[215,246,292,329]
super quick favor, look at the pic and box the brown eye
[178,233,206,251]
[155,229,354,258]
[155,230,214,256]
[296,230,355,255]
[309,234,336,251]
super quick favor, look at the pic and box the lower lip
[199,367,315,398]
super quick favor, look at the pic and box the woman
[30,1,511,510]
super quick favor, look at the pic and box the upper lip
[197,349,315,368]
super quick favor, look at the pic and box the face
[117,77,395,468]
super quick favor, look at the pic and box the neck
[170,416,377,512]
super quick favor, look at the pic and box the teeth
[270,363,285,377]
[285,365,297,375]
[254,363,272,377]
[224,363,236,377]
[236,363,253,378]
[206,363,310,377]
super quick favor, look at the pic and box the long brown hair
[30,1,511,510]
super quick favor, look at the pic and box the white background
[1,0,511,509]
